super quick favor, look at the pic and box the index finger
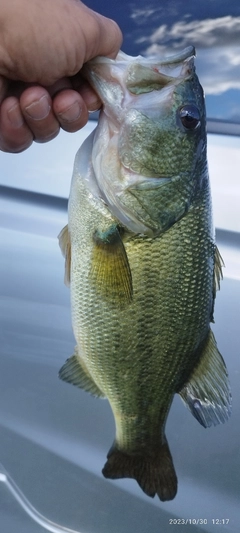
[0,76,8,104]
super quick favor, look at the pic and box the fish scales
[71,178,212,398]
[58,47,231,501]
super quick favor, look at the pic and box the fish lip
[87,46,196,67]
[154,45,196,65]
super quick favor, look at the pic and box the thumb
[91,14,123,59]
[78,4,123,64]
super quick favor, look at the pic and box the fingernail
[34,128,60,144]
[58,101,81,123]
[25,95,50,120]
[89,107,101,114]
[7,104,24,128]
[87,99,102,113]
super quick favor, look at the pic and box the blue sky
[86,0,240,122]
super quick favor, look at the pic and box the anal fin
[59,349,105,398]
[179,329,231,428]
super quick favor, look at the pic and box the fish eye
[178,104,201,130]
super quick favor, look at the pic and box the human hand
[0,0,122,152]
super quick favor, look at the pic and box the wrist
[0,0,27,79]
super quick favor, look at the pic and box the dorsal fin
[214,245,224,296]
[58,224,71,287]
[211,245,224,322]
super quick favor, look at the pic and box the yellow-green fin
[179,329,231,428]
[59,349,105,398]
[89,225,133,305]
[58,224,71,287]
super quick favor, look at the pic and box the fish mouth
[84,46,196,116]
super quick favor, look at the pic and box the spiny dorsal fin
[89,225,133,305]
[58,224,71,287]
[214,245,224,296]
[59,349,105,398]
[179,329,231,428]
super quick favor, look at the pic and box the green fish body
[59,47,231,501]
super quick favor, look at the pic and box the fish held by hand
[58,46,231,501]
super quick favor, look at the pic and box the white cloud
[149,16,240,48]
[196,47,240,94]
[130,7,157,21]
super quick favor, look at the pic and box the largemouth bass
[58,46,231,501]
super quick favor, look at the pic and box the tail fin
[102,439,177,501]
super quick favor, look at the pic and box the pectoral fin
[59,349,105,398]
[58,224,71,287]
[179,329,231,428]
[90,225,133,305]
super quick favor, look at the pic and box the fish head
[83,47,208,236]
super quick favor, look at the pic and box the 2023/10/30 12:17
[168,518,230,525]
